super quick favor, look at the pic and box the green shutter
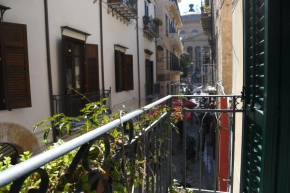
[241,0,280,192]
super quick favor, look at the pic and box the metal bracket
[241,86,245,101]
[0,5,11,22]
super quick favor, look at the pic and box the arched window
[180,30,186,35]
[191,29,199,34]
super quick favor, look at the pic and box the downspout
[100,0,105,95]
[136,2,141,107]
[44,0,57,142]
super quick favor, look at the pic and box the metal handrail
[0,94,243,192]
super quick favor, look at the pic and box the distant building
[181,12,210,85]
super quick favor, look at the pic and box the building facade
[155,0,183,97]
[0,0,158,155]
[181,13,211,85]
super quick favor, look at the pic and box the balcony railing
[53,90,111,137]
[146,83,160,99]
[107,0,137,21]
[169,32,183,55]
[0,95,243,193]
[172,63,183,72]
[143,16,159,38]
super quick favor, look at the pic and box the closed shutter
[85,44,99,93]
[115,50,123,92]
[125,54,133,90]
[0,22,31,110]
[241,0,280,192]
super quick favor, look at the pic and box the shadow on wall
[0,123,39,153]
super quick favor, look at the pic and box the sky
[178,0,201,15]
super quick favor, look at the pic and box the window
[191,29,199,34]
[62,37,99,95]
[115,50,134,92]
[166,49,169,69]
[145,1,149,17]
[0,22,31,110]
[165,14,168,37]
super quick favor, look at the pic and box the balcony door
[62,37,99,116]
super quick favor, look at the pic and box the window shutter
[115,50,123,92]
[125,54,133,90]
[85,44,99,93]
[0,22,31,109]
[241,0,280,192]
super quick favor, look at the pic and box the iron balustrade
[53,90,111,118]
[143,16,159,38]
[172,63,183,72]
[107,0,137,21]
[146,83,161,99]
[0,95,243,193]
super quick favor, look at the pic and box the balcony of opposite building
[143,16,159,40]
[169,32,183,55]
[107,0,137,22]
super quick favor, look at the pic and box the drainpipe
[44,0,57,142]
[136,3,141,107]
[100,0,105,95]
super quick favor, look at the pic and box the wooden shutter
[0,22,31,109]
[85,44,99,93]
[241,0,280,192]
[125,55,133,90]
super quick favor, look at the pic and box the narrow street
[172,116,216,190]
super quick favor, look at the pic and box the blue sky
[178,0,201,15]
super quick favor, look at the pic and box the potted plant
[154,17,163,26]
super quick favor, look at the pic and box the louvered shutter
[241,0,279,192]
[125,55,133,90]
[115,50,123,92]
[0,22,31,110]
[85,44,99,93]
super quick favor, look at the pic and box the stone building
[181,13,211,85]
[155,0,183,97]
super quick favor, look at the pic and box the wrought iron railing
[0,95,243,193]
[53,90,111,118]
[146,83,160,99]
[172,63,183,72]
[143,16,159,38]
[107,0,137,21]
[52,90,111,137]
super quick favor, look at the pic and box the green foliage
[180,53,191,78]
[170,179,195,193]
[154,17,163,26]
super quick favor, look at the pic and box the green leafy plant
[154,17,163,26]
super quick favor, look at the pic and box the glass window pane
[65,41,72,55]
[65,56,73,94]
[75,57,81,92]
[74,44,81,56]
